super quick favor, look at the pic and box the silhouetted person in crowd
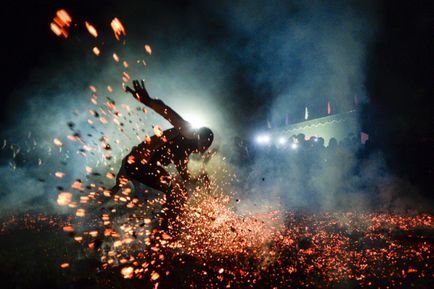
[113,80,214,232]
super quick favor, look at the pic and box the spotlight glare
[256,134,271,144]
[278,136,287,145]
[291,143,298,149]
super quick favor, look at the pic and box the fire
[110,17,126,40]
[85,21,98,37]
[57,192,72,206]
[121,266,134,279]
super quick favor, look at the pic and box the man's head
[194,127,214,153]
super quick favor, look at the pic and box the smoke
[216,0,430,212]
[1,0,430,216]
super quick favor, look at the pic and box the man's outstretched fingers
[133,80,139,90]
[125,86,134,94]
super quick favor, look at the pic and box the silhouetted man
[113,80,214,231]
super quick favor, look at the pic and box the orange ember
[85,21,98,37]
[110,17,126,40]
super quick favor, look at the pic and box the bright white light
[278,136,287,145]
[256,134,271,144]
[291,142,298,149]
[184,114,206,129]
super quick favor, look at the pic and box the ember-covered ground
[1,211,432,289]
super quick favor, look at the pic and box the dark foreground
[1,211,433,289]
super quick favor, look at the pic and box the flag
[327,101,331,115]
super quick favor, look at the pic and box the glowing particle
[113,53,120,62]
[92,46,100,56]
[144,44,152,55]
[55,171,65,178]
[153,125,163,137]
[85,21,98,37]
[110,17,126,40]
[50,22,62,36]
[57,192,72,206]
[63,225,75,232]
[60,263,70,269]
[121,266,134,279]
[76,208,86,217]
[57,10,72,26]
[50,9,72,38]
[53,138,63,147]
[106,172,115,179]
[151,271,160,281]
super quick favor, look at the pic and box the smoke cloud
[1,0,430,216]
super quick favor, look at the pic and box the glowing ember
[110,17,126,40]
[57,192,72,206]
[153,125,164,137]
[92,46,100,56]
[75,208,85,217]
[53,138,63,147]
[144,44,152,55]
[50,23,62,37]
[121,266,134,279]
[63,225,74,232]
[151,271,160,281]
[85,21,98,37]
[113,53,120,62]
[60,262,70,269]
[55,171,65,178]
[50,9,72,38]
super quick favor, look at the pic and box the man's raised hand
[125,80,152,105]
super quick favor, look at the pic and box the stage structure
[274,110,368,146]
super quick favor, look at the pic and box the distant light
[278,136,287,145]
[291,143,298,149]
[256,134,271,144]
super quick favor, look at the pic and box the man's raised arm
[126,80,195,139]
